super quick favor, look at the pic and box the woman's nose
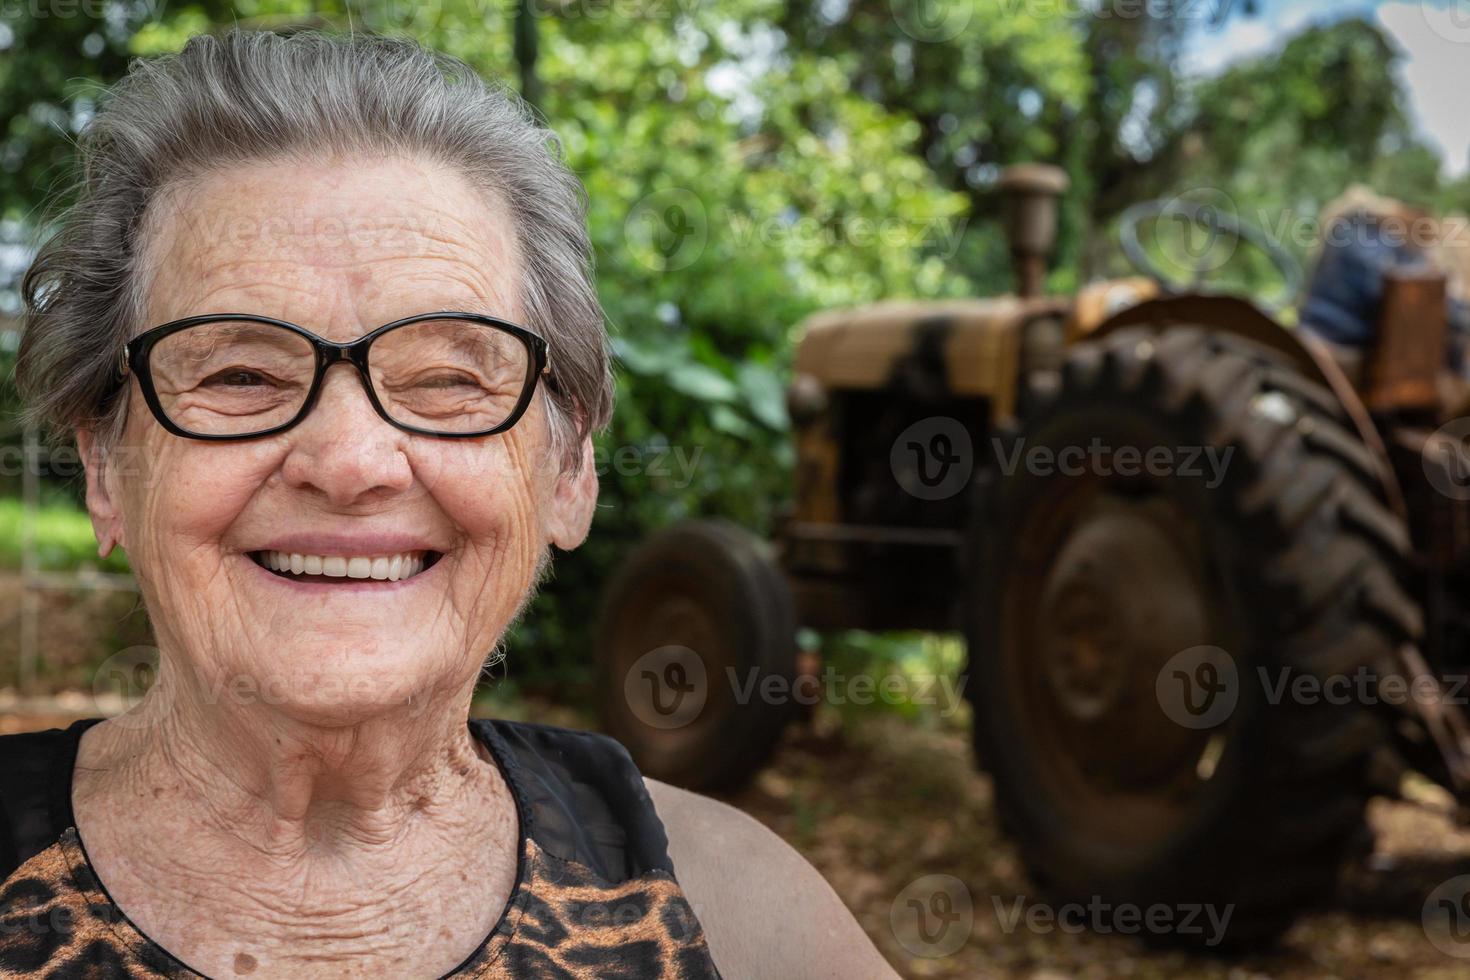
[277,363,414,506]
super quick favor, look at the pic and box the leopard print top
[0,718,722,978]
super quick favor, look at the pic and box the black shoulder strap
[0,718,102,881]
[473,719,674,885]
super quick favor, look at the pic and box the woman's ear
[546,438,599,551]
[74,428,126,558]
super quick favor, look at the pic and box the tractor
[595,164,1470,945]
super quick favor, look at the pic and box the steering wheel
[1119,197,1304,312]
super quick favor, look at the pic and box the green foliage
[1190,19,1402,177]
[0,3,137,219]
[817,630,968,730]
[779,0,1093,289]
[506,9,972,691]
[1080,17,1459,301]
[0,496,130,574]
[0,2,1461,703]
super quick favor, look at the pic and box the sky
[1183,0,1470,177]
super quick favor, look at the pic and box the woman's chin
[196,649,444,726]
[235,550,454,638]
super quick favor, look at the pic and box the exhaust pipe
[998,163,1070,298]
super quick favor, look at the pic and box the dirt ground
[5,704,1470,978]
[728,719,1470,979]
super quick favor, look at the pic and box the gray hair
[16,29,612,469]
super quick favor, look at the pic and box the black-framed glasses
[118,312,552,440]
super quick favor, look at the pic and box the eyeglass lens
[145,318,532,436]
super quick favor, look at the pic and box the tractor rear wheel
[596,519,798,791]
[967,326,1418,948]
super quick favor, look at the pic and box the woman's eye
[414,375,483,389]
[201,368,274,388]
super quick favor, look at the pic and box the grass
[0,496,132,574]
[818,629,969,729]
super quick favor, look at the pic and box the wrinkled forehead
[138,154,524,343]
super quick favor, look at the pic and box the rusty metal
[1038,506,1208,735]
[785,373,827,424]
[998,164,1070,298]
[1097,294,1324,378]
[1296,334,1410,523]
[1067,277,1161,342]
[786,370,841,526]
[1392,644,1470,800]
[1002,484,1219,848]
[1364,267,1448,413]
[1392,426,1470,570]
[782,522,964,548]
[789,416,842,526]
[779,522,962,632]
[792,297,1066,420]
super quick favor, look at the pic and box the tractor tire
[596,519,798,792]
[966,326,1418,949]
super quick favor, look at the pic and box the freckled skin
[115,154,561,732]
[67,154,599,979]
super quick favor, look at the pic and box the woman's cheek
[126,451,262,588]
[431,437,544,540]
[436,474,544,630]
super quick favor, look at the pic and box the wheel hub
[1030,498,1215,792]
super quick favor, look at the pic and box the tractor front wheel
[596,519,798,791]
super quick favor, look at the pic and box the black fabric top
[0,718,721,979]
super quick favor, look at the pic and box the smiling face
[77,153,598,725]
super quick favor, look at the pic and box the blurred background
[4,0,1470,976]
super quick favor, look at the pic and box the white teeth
[259,550,433,582]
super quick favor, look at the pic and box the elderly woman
[0,30,894,979]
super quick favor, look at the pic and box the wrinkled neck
[77,669,500,858]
